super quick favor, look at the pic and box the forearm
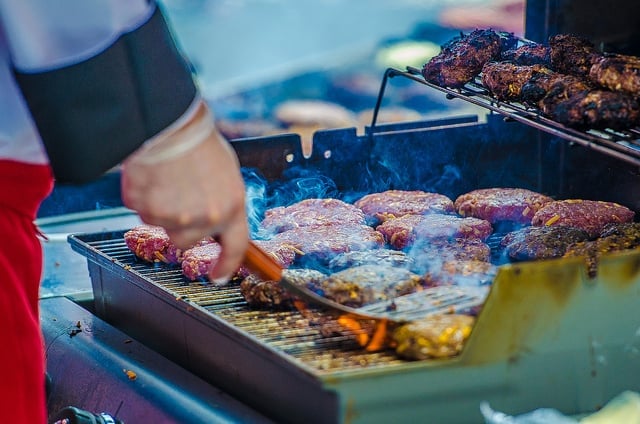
[125,98,215,166]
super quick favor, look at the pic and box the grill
[82,233,406,371]
[69,62,640,421]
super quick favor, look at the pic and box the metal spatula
[243,240,490,324]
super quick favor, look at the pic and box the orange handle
[243,240,284,282]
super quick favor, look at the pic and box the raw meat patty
[181,242,222,282]
[240,269,327,309]
[354,190,455,224]
[271,224,385,261]
[500,225,591,261]
[531,199,635,237]
[454,188,554,224]
[260,198,366,233]
[311,264,423,307]
[124,224,212,265]
[377,213,492,249]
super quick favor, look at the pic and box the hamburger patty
[422,29,502,88]
[260,198,366,233]
[590,53,640,95]
[240,268,327,309]
[392,314,475,360]
[411,238,492,270]
[423,260,498,287]
[377,213,492,250]
[271,224,385,262]
[354,190,455,224]
[544,89,640,131]
[328,248,414,271]
[500,225,591,261]
[531,199,635,238]
[311,264,424,307]
[181,242,222,282]
[500,43,551,66]
[481,62,550,101]
[564,230,640,277]
[184,239,301,282]
[549,34,600,78]
[454,187,554,224]
[124,224,212,265]
[599,222,640,240]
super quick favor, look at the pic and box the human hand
[121,101,248,282]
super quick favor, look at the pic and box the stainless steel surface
[38,208,141,298]
[42,296,273,424]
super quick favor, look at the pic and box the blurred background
[162,0,524,96]
[159,0,525,138]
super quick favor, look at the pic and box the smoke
[243,166,340,238]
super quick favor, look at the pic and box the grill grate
[86,237,408,372]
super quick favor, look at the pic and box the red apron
[0,160,54,423]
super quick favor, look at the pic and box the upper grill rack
[370,67,640,168]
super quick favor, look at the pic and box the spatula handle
[243,240,283,282]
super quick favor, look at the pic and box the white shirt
[0,0,153,164]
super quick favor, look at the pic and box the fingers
[208,212,249,284]
[120,114,249,283]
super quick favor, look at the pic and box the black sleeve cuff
[14,5,198,184]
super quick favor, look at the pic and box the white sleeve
[2,1,199,184]
[0,0,153,72]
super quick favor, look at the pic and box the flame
[335,315,391,352]
[337,315,371,347]
[293,299,306,311]
[366,319,389,352]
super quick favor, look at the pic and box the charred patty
[422,29,502,88]
[311,264,424,307]
[240,268,327,309]
[500,225,591,261]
